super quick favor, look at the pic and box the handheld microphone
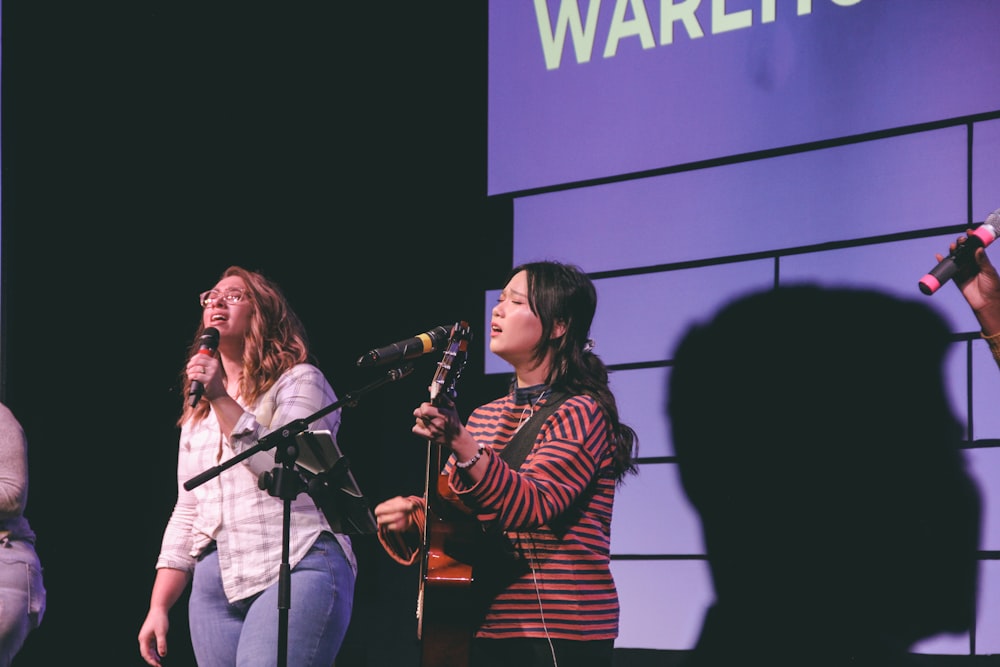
[356,325,452,367]
[188,327,220,407]
[919,208,1000,295]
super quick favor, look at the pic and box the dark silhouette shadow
[667,285,982,666]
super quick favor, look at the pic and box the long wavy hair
[508,261,638,482]
[179,266,315,425]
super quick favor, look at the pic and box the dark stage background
[1,3,513,665]
[6,4,1000,667]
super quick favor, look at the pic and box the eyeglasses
[199,288,248,308]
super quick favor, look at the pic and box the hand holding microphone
[919,208,1000,295]
[188,327,220,406]
[938,225,1000,338]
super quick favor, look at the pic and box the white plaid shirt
[155,363,356,602]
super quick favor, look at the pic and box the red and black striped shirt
[379,387,620,641]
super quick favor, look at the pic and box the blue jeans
[189,533,355,667]
[0,538,46,667]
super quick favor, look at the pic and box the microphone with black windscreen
[356,325,452,367]
[188,327,220,407]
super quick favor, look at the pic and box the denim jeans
[0,538,46,667]
[189,533,355,667]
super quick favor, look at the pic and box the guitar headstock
[428,321,472,406]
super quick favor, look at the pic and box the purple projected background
[488,0,1000,656]
[489,0,1000,195]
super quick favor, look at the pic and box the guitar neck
[415,322,471,642]
[415,437,441,640]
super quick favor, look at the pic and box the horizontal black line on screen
[967,440,1000,450]
[586,225,976,282]
[603,311,992,370]
[633,457,677,465]
[612,554,706,561]
[607,360,671,372]
[498,110,1000,200]
[632,440,999,465]
[612,553,1000,561]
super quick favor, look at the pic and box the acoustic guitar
[416,321,479,667]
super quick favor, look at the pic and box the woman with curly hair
[138,266,356,667]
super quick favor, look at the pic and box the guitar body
[419,473,479,667]
[415,322,478,667]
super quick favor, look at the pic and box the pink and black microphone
[919,208,1000,295]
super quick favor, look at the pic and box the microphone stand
[183,363,414,667]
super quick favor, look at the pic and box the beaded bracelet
[455,444,485,470]
[982,330,1000,363]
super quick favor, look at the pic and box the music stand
[296,429,377,534]
[184,363,412,666]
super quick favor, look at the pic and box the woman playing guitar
[374,261,639,667]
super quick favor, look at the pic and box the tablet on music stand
[295,430,377,535]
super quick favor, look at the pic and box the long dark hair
[508,261,638,482]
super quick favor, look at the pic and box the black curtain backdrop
[2,3,511,665]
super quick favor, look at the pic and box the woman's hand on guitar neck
[413,399,474,454]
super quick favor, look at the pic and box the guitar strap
[463,390,573,622]
[499,390,571,471]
